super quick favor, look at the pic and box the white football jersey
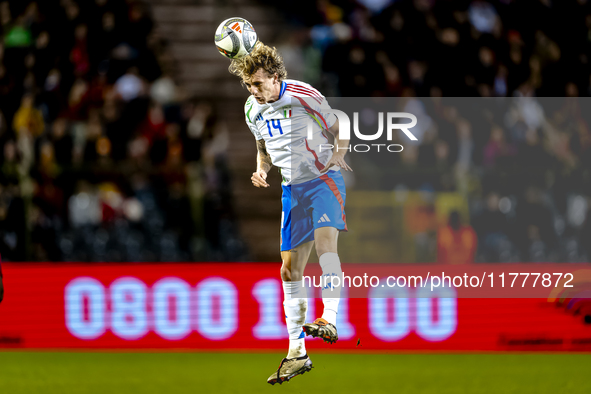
[244,79,338,185]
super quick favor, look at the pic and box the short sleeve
[313,96,337,130]
[247,117,263,140]
[245,97,263,140]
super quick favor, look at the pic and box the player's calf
[302,318,338,344]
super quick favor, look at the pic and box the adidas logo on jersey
[318,214,331,223]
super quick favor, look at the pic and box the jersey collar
[279,81,287,99]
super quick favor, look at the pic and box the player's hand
[321,152,352,173]
[251,170,270,188]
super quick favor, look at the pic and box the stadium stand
[1,0,590,263]
[0,0,247,261]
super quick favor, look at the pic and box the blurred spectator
[49,118,73,166]
[184,101,214,163]
[13,94,44,136]
[515,128,550,170]
[515,186,556,261]
[114,66,144,102]
[483,125,516,168]
[582,200,591,260]
[150,72,179,106]
[70,24,90,78]
[474,192,512,262]
[468,0,499,35]
[437,211,477,264]
[4,17,32,48]
[0,183,26,261]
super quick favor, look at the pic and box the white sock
[319,252,342,325]
[283,280,307,359]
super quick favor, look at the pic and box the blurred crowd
[0,0,245,261]
[384,96,591,263]
[273,0,591,262]
[277,0,591,98]
[2,0,591,263]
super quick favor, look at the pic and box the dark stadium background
[0,0,590,393]
[0,0,591,263]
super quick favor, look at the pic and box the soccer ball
[214,17,258,59]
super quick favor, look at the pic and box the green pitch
[0,352,590,394]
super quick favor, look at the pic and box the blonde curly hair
[228,41,287,85]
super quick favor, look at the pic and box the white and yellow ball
[214,17,258,59]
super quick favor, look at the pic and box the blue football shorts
[280,170,347,251]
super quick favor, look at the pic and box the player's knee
[280,264,291,281]
[290,269,304,282]
[280,252,292,281]
[281,265,303,281]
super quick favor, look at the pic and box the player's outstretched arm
[321,119,352,173]
[252,139,272,188]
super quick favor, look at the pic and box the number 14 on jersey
[266,119,283,137]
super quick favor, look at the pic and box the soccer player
[229,42,351,385]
